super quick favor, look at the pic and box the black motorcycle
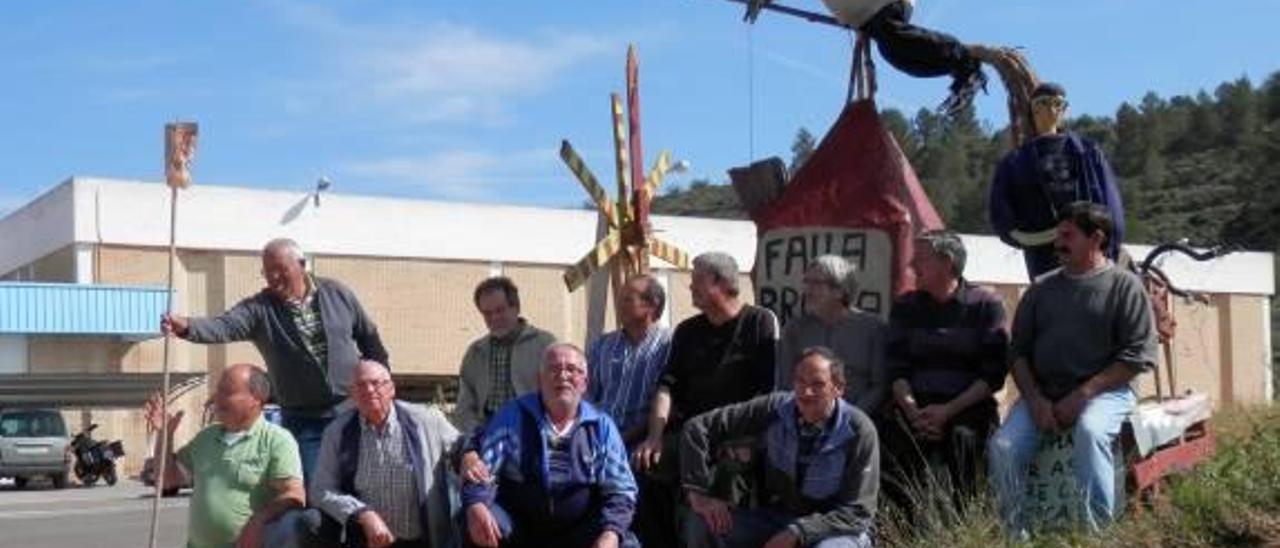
[70,424,125,486]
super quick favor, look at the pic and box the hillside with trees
[652,71,1280,394]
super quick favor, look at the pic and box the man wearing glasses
[304,359,461,548]
[162,238,389,482]
[463,343,638,547]
[988,82,1127,279]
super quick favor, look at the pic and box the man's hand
[357,510,396,548]
[896,393,922,422]
[631,435,663,472]
[160,313,190,337]
[234,518,266,548]
[144,392,184,436]
[460,451,492,484]
[591,530,621,548]
[466,503,502,548]
[1053,389,1091,428]
[1028,394,1058,432]
[687,490,733,536]
[911,404,952,440]
[763,529,799,548]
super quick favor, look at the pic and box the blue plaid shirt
[586,326,672,435]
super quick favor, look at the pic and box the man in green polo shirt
[148,363,305,548]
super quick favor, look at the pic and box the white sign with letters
[754,226,893,326]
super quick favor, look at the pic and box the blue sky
[2,0,1277,216]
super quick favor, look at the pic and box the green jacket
[452,321,556,433]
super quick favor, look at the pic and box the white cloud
[341,147,563,201]
[270,5,615,126]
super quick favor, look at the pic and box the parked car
[0,408,71,489]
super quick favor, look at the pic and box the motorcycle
[70,424,125,486]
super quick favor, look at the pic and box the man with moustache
[987,201,1157,534]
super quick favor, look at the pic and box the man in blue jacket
[681,347,879,548]
[988,82,1126,280]
[462,343,638,548]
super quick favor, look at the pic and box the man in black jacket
[162,237,388,482]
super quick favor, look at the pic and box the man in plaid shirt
[307,360,462,547]
[453,277,557,434]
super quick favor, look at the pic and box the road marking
[0,501,186,520]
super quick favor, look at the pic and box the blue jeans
[987,388,1134,533]
[280,412,335,489]
[483,503,640,548]
[682,506,872,548]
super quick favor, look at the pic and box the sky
[2,0,1278,216]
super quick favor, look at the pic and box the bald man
[307,360,462,547]
[146,364,305,548]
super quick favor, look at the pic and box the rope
[747,24,756,163]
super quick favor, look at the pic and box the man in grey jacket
[681,347,878,548]
[303,359,459,548]
[162,238,389,481]
[453,276,556,433]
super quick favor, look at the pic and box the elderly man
[162,238,388,481]
[681,347,879,548]
[146,364,305,548]
[776,254,887,415]
[988,202,1157,533]
[883,230,1008,501]
[463,343,638,548]
[586,274,673,446]
[631,251,778,547]
[305,360,460,548]
[454,276,557,434]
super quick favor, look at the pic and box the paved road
[0,478,189,547]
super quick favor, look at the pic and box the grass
[879,404,1280,548]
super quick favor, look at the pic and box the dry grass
[880,405,1280,548]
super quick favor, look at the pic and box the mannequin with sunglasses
[988,82,1126,279]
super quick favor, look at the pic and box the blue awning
[0,282,168,336]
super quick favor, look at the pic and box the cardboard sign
[756,226,893,324]
[1026,432,1083,529]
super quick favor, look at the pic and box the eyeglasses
[1032,96,1068,111]
[353,379,392,392]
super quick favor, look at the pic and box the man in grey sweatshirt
[988,202,1157,534]
[162,238,388,482]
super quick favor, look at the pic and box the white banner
[754,226,893,325]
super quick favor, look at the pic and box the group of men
[150,197,1155,547]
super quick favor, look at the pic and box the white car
[0,409,71,489]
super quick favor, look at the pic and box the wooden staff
[148,121,197,548]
